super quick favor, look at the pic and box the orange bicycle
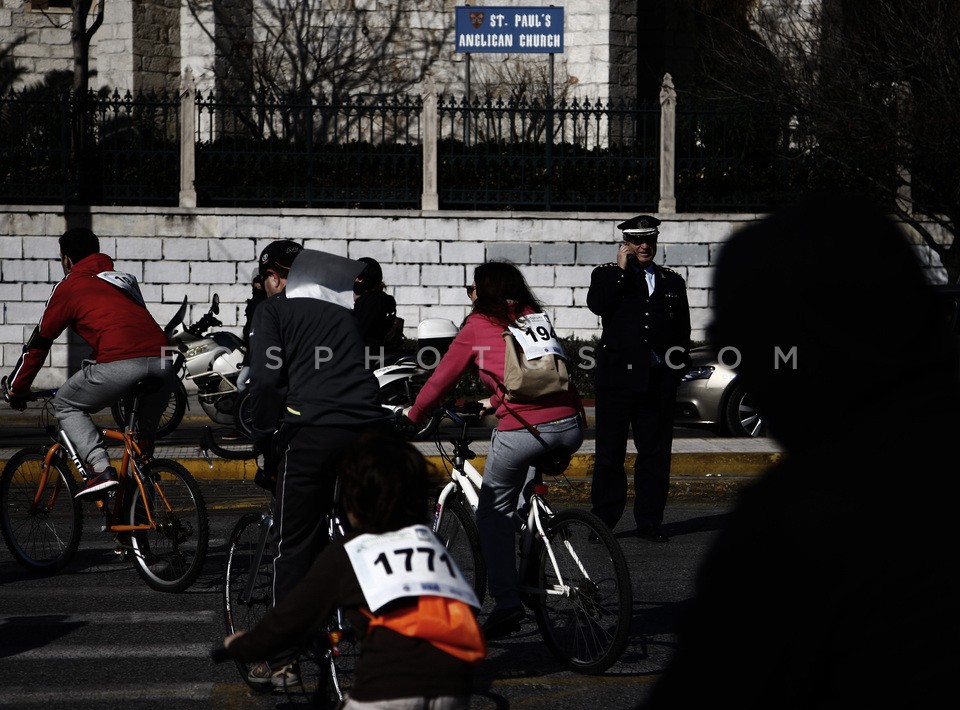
[0,378,209,592]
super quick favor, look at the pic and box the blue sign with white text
[455,6,564,54]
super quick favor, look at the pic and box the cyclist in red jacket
[3,227,176,499]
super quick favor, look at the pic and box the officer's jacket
[587,262,692,390]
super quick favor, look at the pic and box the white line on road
[1,610,215,624]
[7,642,211,659]
[0,684,215,704]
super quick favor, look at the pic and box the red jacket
[408,310,581,431]
[7,253,169,395]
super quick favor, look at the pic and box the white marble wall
[0,205,765,388]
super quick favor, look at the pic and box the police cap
[617,215,661,242]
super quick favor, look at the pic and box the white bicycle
[428,403,633,674]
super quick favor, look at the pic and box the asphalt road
[0,496,733,710]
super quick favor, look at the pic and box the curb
[160,451,780,504]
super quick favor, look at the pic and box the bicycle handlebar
[1,376,57,403]
[427,400,488,425]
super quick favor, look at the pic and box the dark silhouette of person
[641,193,960,709]
[353,256,400,367]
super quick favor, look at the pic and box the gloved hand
[4,393,28,411]
[393,410,419,439]
[1,377,28,411]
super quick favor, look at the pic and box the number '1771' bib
[344,525,480,614]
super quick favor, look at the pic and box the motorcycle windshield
[285,249,365,309]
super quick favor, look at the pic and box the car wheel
[721,379,766,437]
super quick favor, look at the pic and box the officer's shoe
[635,525,670,543]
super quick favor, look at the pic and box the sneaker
[75,467,119,499]
[482,606,525,640]
[247,661,301,689]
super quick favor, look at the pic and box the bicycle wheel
[0,449,82,574]
[223,511,275,692]
[435,496,486,605]
[300,611,360,707]
[110,380,187,439]
[531,508,632,674]
[127,459,209,592]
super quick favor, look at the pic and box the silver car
[675,346,766,437]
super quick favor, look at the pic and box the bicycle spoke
[128,460,208,592]
[533,509,632,674]
[1,451,82,574]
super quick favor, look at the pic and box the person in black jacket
[587,215,691,542]
[353,256,399,367]
[641,193,960,709]
[245,240,392,687]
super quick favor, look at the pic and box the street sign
[455,5,564,53]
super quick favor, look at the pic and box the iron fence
[436,95,659,211]
[1,86,812,212]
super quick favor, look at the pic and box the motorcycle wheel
[232,389,256,440]
[110,380,187,439]
[199,378,239,426]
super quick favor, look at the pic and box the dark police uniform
[587,216,691,539]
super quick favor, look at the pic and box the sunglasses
[465,285,476,297]
[623,234,657,246]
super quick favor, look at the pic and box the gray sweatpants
[476,414,585,610]
[54,356,177,474]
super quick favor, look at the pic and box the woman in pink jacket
[406,261,585,639]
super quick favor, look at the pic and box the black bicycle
[215,478,359,706]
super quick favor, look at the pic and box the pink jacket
[407,310,581,431]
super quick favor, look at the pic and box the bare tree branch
[697,0,960,282]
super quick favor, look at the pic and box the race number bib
[344,525,480,613]
[96,271,145,306]
[507,312,566,361]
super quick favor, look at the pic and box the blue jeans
[476,415,585,610]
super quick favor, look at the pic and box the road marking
[0,684,215,704]
[7,643,211,659]
[1,611,214,624]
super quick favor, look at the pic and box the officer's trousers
[590,364,677,530]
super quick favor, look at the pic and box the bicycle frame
[518,490,578,601]
[430,405,581,602]
[34,426,164,534]
[433,458,483,519]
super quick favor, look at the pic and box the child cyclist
[219,432,485,708]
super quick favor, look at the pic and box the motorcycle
[110,293,245,437]
[229,316,460,443]
[374,317,459,439]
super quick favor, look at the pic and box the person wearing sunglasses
[587,214,691,543]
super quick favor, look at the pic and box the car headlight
[681,365,715,382]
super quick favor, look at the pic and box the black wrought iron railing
[0,86,829,212]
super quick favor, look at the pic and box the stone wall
[0,205,761,388]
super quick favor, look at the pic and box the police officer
[587,215,691,542]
